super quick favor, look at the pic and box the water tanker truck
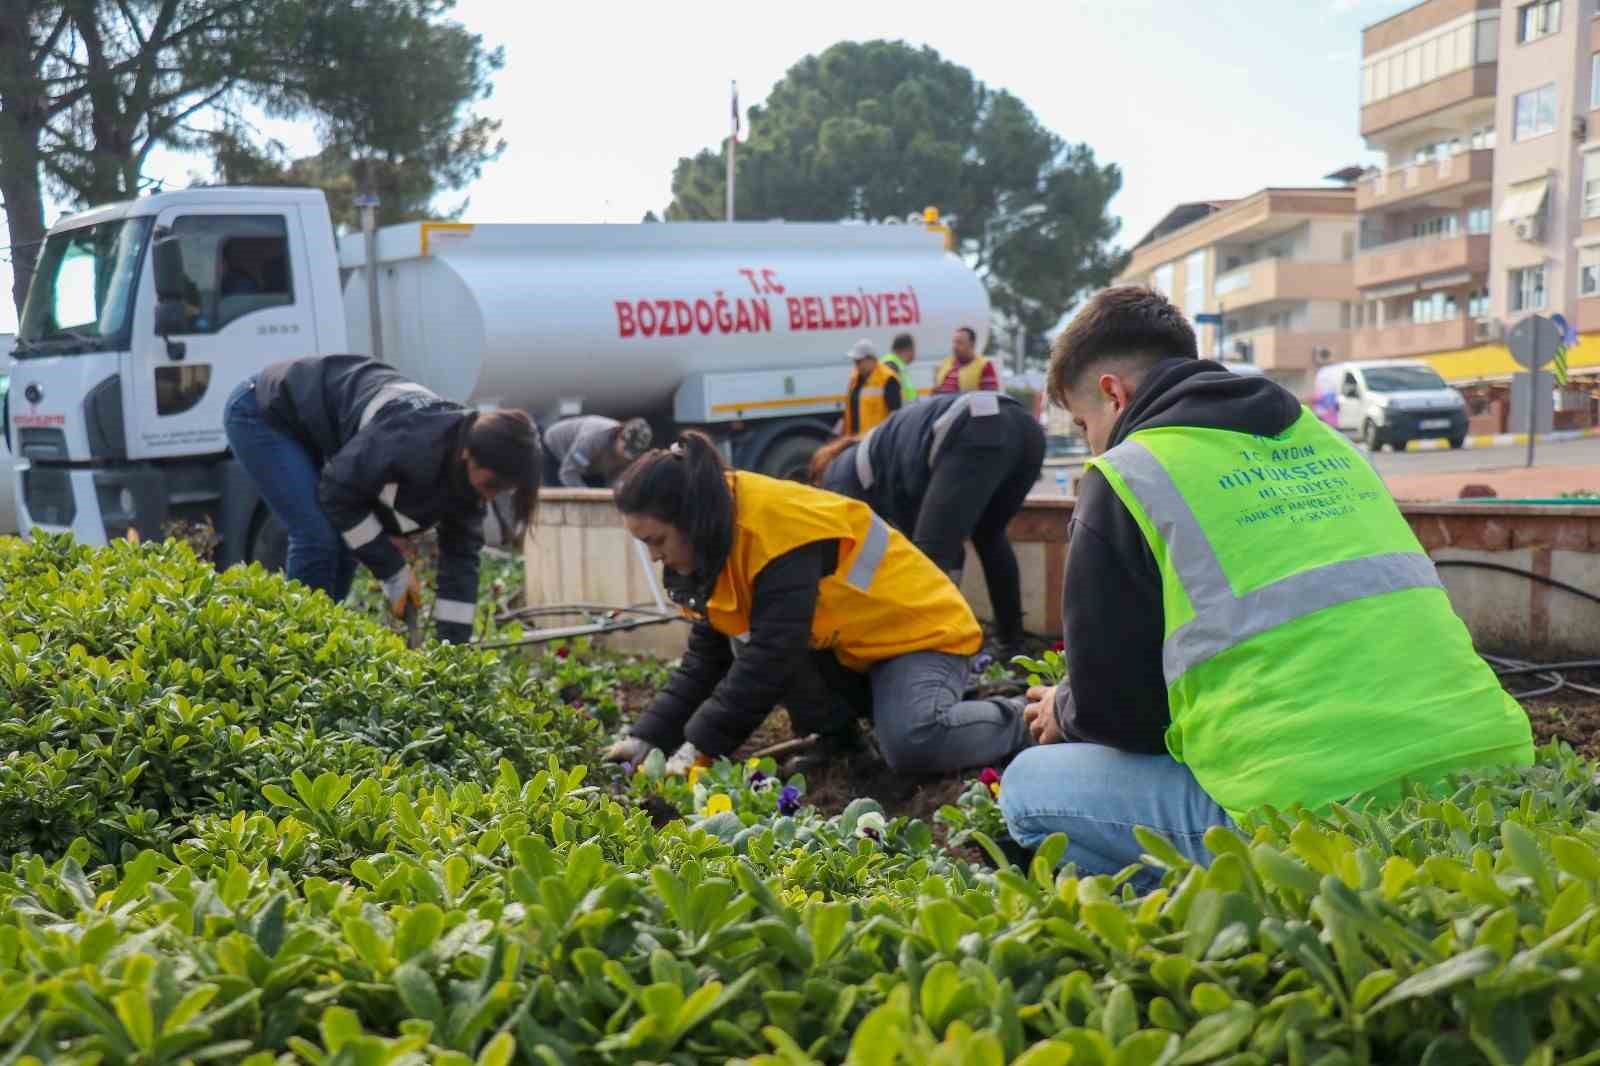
[6,186,989,566]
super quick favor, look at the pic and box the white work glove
[665,741,709,777]
[604,735,655,764]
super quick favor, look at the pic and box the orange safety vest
[843,362,895,435]
[934,354,993,392]
[697,471,981,671]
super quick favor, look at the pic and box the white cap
[847,339,877,361]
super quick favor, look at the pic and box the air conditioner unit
[1313,347,1334,365]
[1513,218,1543,242]
[1576,116,1588,140]
[1474,319,1503,341]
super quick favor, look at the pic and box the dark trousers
[911,408,1045,641]
[778,648,1031,774]
[223,379,358,601]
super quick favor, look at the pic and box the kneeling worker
[810,390,1045,659]
[1000,287,1532,891]
[224,354,541,643]
[604,432,1031,774]
[543,415,654,488]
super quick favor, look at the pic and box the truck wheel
[759,435,825,482]
[1391,437,1407,452]
[247,509,288,573]
[1362,420,1382,452]
[1449,434,1466,450]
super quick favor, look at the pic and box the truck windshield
[1364,366,1447,392]
[16,216,153,356]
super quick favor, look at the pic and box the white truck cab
[8,188,341,561]
[1312,359,1468,452]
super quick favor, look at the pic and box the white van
[1312,360,1468,452]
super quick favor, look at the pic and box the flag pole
[727,80,737,222]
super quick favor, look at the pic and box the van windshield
[1364,366,1447,392]
[16,217,153,356]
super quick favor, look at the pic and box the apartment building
[1355,0,1600,388]
[1114,188,1358,395]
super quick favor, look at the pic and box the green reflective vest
[882,353,917,402]
[1087,407,1532,819]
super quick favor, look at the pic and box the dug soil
[620,655,1600,835]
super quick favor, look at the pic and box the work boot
[987,632,1028,666]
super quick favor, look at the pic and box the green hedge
[3,535,1600,1064]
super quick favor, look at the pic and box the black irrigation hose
[1433,559,1600,608]
[1427,561,1600,699]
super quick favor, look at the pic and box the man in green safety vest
[883,333,918,403]
[999,286,1532,893]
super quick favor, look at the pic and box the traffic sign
[1193,313,1222,325]
[1507,314,1561,369]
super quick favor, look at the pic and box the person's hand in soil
[665,741,714,776]
[605,736,655,764]
[1024,685,1062,744]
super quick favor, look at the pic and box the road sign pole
[1526,363,1539,469]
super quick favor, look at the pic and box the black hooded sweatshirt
[1055,357,1302,752]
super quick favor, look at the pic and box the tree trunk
[0,0,50,317]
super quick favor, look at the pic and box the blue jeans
[999,743,1235,893]
[223,379,357,601]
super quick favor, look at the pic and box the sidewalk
[1408,426,1600,451]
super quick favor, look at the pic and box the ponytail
[615,430,734,584]
[808,435,858,485]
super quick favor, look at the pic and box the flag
[1551,313,1575,386]
[731,81,740,144]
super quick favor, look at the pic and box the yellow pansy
[688,765,704,787]
[704,793,733,816]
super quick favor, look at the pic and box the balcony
[1212,258,1357,311]
[1355,233,1489,290]
[1360,65,1497,140]
[1353,317,1476,360]
[1355,148,1493,212]
[1222,328,1349,372]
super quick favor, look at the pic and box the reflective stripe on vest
[928,391,1005,465]
[854,427,880,489]
[1096,438,1444,682]
[359,382,439,430]
[845,514,891,590]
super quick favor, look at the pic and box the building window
[1151,263,1174,299]
[1514,83,1558,140]
[1410,292,1459,323]
[1183,250,1205,313]
[1519,0,1561,43]
[1510,266,1547,311]
[1411,215,1460,240]
[1467,206,1492,233]
[1467,288,1491,318]
[1469,125,1497,151]
[1586,153,1600,217]
[1582,248,1600,296]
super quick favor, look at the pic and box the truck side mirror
[152,237,187,301]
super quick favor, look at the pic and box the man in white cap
[841,338,901,436]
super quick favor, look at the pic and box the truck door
[129,205,313,459]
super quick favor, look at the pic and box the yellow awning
[1424,331,1600,382]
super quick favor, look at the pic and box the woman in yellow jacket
[603,432,1032,773]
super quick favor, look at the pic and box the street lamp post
[983,203,1048,377]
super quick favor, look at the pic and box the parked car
[1313,360,1468,452]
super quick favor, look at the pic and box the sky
[0,0,1417,334]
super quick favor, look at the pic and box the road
[1036,435,1600,500]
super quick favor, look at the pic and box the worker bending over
[811,391,1045,660]
[542,415,653,488]
[604,432,1031,774]
[841,339,902,436]
[999,287,1532,892]
[224,355,541,643]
